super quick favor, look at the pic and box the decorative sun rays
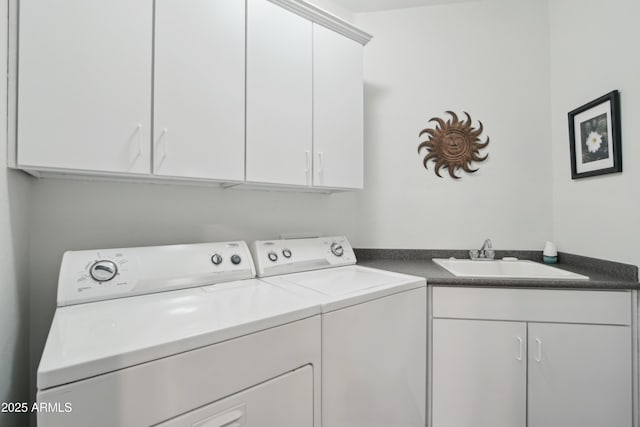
[417,111,490,179]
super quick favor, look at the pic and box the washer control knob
[331,243,344,257]
[230,254,242,265]
[268,252,278,262]
[282,249,292,259]
[90,260,118,282]
[211,253,223,265]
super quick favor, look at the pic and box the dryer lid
[37,279,320,390]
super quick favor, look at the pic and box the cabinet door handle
[516,336,523,361]
[318,151,324,173]
[305,150,311,184]
[136,124,143,157]
[161,128,168,159]
[535,338,542,362]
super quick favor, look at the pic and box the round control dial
[282,249,292,259]
[211,254,223,265]
[268,252,278,262]
[230,254,242,265]
[331,243,344,257]
[90,260,118,282]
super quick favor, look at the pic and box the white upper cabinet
[313,24,364,189]
[13,0,371,190]
[153,0,245,182]
[246,0,313,187]
[17,0,152,175]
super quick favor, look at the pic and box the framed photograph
[568,90,622,179]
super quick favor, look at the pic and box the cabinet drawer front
[432,287,631,325]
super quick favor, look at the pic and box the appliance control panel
[57,241,256,306]
[251,236,356,277]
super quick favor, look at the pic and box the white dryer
[37,241,321,427]
[251,236,427,427]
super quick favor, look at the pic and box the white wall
[353,0,553,249]
[549,0,640,267]
[0,0,32,425]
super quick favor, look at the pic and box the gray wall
[0,0,32,425]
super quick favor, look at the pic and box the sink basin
[433,258,589,280]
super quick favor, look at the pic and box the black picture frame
[568,90,622,179]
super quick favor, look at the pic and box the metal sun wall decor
[417,111,490,179]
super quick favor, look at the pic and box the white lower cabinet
[528,323,632,427]
[430,287,635,427]
[432,319,526,427]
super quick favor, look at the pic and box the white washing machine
[37,241,322,427]
[251,236,427,427]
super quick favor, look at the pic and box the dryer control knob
[331,243,344,257]
[230,254,242,265]
[211,254,223,265]
[90,260,118,282]
[282,249,292,258]
[268,252,278,262]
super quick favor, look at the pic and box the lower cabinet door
[432,319,527,427]
[156,365,313,427]
[528,323,632,427]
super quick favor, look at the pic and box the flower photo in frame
[568,90,622,179]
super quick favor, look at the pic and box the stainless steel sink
[433,258,589,280]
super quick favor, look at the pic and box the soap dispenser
[543,241,558,264]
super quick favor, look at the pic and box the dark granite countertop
[354,249,640,290]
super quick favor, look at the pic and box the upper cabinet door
[154,0,245,181]
[17,0,152,175]
[246,0,313,186]
[313,24,364,190]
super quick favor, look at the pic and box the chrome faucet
[470,238,495,260]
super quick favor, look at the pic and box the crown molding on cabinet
[267,0,373,45]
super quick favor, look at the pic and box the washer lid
[261,266,426,312]
[37,279,320,390]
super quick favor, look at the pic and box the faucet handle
[469,249,479,259]
[484,248,495,260]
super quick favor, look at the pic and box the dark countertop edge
[354,248,639,289]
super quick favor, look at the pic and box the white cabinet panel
[154,0,245,181]
[18,0,152,174]
[313,24,364,189]
[323,288,426,427]
[432,319,527,427]
[528,323,632,427]
[246,0,313,186]
[433,287,631,325]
